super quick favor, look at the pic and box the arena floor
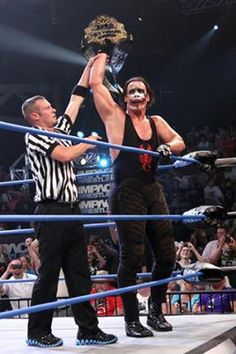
[1,314,236,354]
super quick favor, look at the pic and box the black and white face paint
[125,81,149,112]
[127,87,146,103]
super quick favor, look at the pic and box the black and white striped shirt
[25,114,78,203]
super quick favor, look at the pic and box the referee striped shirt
[25,114,78,203]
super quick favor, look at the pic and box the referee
[21,57,118,348]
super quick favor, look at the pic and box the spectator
[24,237,34,265]
[89,235,118,274]
[23,238,67,297]
[87,243,106,275]
[204,179,224,206]
[90,270,123,316]
[26,238,40,272]
[196,134,211,151]
[171,280,199,314]
[163,280,180,314]
[220,234,236,288]
[175,242,202,270]
[222,178,235,210]
[19,255,37,275]
[198,277,236,313]
[189,229,208,256]
[25,237,34,249]
[187,176,204,207]
[0,245,10,268]
[188,242,204,262]
[202,225,229,266]
[0,258,37,313]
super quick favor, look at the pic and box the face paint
[127,88,146,102]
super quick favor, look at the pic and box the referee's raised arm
[65,56,97,124]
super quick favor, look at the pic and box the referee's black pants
[110,178,176,323]
[28,202,98,338]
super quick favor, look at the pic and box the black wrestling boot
[125,321,153,337]
[147,303,173,332]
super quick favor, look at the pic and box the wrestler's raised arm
[89,53,122,123]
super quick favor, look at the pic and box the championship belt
[81,15,133,95]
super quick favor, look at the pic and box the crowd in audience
[0,125,236,316]
[0,223,235,316]
[159,125,236,216]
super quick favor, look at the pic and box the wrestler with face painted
[90,54,186,337]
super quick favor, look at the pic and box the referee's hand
[85,135,102,150]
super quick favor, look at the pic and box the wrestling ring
[0,120,235,354]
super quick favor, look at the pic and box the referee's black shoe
[76,328,118,345]
[27,333,63,348]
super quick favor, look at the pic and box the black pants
[28,202,98,338]
[110,178,176,322]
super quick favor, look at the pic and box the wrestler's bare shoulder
[150,115,167,126]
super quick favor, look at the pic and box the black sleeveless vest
[113,114,160,184]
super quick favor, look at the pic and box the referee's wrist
[71,85,88,98]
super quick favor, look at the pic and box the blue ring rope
[0,271,181,284]
[0,179,34,187]
[0,120,197,163]
[0,222,116,236]
[0,272,201,319]
[0,214,206,222]
[0,165,174,188]
[0,228,34,236]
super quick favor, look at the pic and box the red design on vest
[139,143,153,172]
